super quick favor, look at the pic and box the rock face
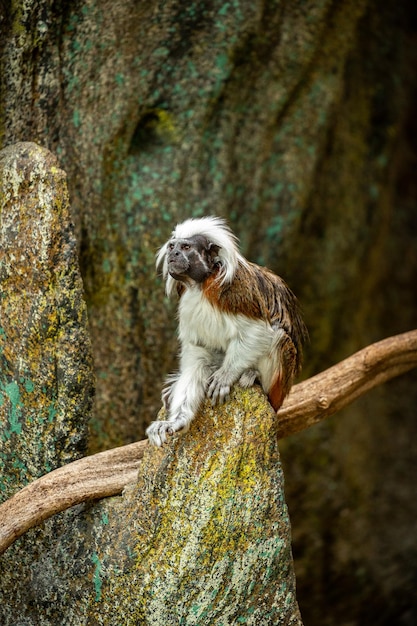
[0,142,93,623]
[0,142,94,500]
[0,339,302,625]
[1,0,383,448]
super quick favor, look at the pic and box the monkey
[146,216,307,447]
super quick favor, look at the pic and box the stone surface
[0,387,303,626]
[0,142,94,500]
[1,0,376,448]
[0,141,95,624]
[88,388,302,625]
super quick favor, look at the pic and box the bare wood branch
[277,329,417,438]
[0,330,416,555]
[0,440,148,555]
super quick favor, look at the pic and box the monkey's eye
[181,244,190,251]
[167,242,175,250]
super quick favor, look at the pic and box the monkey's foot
[238,369,259,388]
[146,418,188,447]
[207,371,233,405]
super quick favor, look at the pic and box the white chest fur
[178,288,236,351]
[178,286,273,354]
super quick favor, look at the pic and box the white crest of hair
[156,216,248,298]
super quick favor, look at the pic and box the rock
[0,379,302,625]
[0,141,95,625]
[0,141,94,498]
[88,387,303,626]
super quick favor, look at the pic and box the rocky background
[1,0,416,624]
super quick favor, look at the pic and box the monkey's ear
[208,242,221,257]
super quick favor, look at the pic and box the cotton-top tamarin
[146,216,307,447]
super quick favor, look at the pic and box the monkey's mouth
[168,258,189,279]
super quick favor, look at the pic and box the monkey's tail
[268,376,286,411]
[266,331,298,411]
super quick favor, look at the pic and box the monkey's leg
[161,373,181,410]
[146,344,214,447]
[207,324,279,405]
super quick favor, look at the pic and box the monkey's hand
[207,370,236,405]
[146,417,189,447]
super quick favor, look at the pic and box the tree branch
[277,329,417,438]
[0,330,416,555]
[0,440,148,555]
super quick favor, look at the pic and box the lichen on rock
[89,387,302,626]
[0,141,94,500]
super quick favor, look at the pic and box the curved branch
[277,329,417,438]
[0,330,416,555]
[0,440,148,555]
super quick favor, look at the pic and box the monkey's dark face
[166,235,219,284]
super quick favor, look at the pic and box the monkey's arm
[146,343,215,446]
